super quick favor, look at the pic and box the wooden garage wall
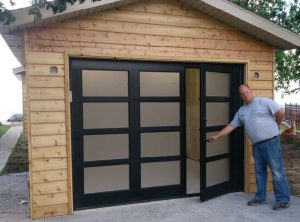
[25,50,69,218]
[25,0,274,218]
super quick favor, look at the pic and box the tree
[229,0,300,95]
[0,1,15,25]
[0,0,101,24]
[1,0,300,94]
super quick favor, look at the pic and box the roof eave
[179,0,300,50]
[0,0,142,34]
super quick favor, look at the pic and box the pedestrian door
[200,64,244,201]
[70,59,186,209]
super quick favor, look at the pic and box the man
[208,84,290,210]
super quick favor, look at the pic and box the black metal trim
[81,128,129,135]
[81,97,129,102]
[206,97,231,102]
[140,126,180,132]
[75,185,183,210]
[206,125,227,132]
[141,156,181,163]
[140,97,182,102]
[199,64,206,196]
[206,153,230,162]
[129,67,141,192]
[180,68,187,195]
[200,181,231,202]
[84,159,130,167]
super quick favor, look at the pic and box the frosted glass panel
[140,102,180,127]
[84,165,129,193]
[84,134,129,161]
[206,102,229,126]
[186,158,200,194]
[140,72,179,96]
[141,132,180,157]
[83,103,128,129]
[206,132,229,157]
[206,159,229,187]
[82,70,128,97]
[206,72,230,97]
[141,161,180,188]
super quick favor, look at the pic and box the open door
[200,63,244,201]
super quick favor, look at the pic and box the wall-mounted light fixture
[253,72,260,79]
[50,66,58,74]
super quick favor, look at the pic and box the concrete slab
[2,187,299,222]
[0,126,23,172]
[33,193,299,222]
[41,193,300,222]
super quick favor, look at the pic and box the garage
[2,0,299,219]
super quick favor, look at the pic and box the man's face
[239,86,254,104]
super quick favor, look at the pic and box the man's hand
[207,135,219,142]
[274,108,285,126]
[205,124,236,142]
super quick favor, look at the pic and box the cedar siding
[25,0,274,218]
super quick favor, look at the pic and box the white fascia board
[13,65,25,74]
[13,65,25,81]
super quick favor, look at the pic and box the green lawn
[0,124,10,138]
[279,122,290,133]
[0,133,28,176]
[280,122,300,133]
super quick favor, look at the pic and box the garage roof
[1,0,300,65]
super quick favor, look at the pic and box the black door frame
[70,59,186,209]
[70,59,244,209]
[199,63,244,201]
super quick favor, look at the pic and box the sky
[0,34,22,121]
[0,1,31,121]
[0,0,299,121]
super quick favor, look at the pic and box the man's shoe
[272,202,289,210]
[247,199,267,206]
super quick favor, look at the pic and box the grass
[0,133,28,176]
[0,124,10,138]
[280,122,300,148]
[280,122,300,133]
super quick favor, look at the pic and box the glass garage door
[70,59,185,209]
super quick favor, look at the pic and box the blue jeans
[252,136,290,203]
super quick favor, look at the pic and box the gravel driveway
[0,172,29,222]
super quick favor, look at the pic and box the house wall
[25,0,275,219]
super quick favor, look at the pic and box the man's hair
[240,84,251,89]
